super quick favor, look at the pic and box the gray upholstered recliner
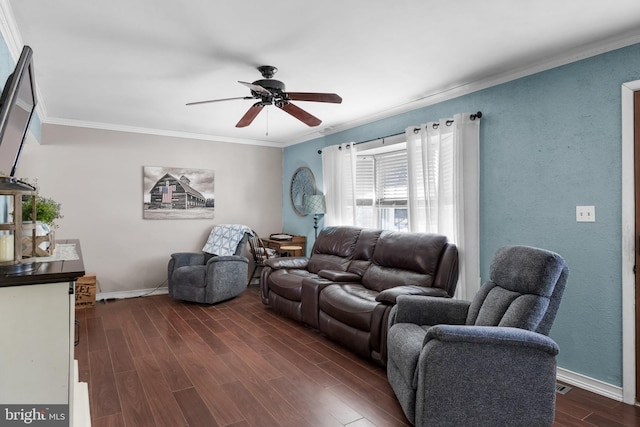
[387,245,569,427]
[168,224,252,304]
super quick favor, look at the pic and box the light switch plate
[576,205,595,222]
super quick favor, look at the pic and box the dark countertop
[0,239,85,287]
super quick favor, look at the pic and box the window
[321,113,480,299]
[355,144,408,231]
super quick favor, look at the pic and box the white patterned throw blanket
[202,224,253,256]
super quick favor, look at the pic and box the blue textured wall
[283,42,640,386]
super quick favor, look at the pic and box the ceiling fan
[186,65,342,128]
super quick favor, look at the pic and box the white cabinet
[0,281,74,405]
[0,239,87,426]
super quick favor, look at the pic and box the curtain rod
[317,111,482,154]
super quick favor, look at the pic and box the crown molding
[64,24,640,149]
[0,0,21,58]
[285,29,640,147]
[1,1,639,148]
[44,117,284,148]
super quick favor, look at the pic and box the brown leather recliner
[260,226,362,323]
[260,226,458,365]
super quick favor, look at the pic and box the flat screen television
[0,45,36,177]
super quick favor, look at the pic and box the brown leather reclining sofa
[260,226,459,365]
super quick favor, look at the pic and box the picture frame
[143,166,215,219]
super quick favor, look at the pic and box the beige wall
[17,124,283,294]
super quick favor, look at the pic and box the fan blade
[236,103,265,128]
[238,81,272,97]
[186,96,252,106]
[278,102,322,127]
[286,92,342,103]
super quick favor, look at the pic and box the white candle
[0,233,14,262]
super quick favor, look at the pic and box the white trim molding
[3,0,640,148]
[96,287,168,302]
[287,30,640,147]
[45,117,283,148]
[0,0,23,60]
[621,79,640,405]
[557,368,623,402]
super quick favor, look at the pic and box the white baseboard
[557,367,623,402]
[73,360,91,426]
[96,287,168,301]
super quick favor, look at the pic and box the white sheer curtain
[406,113,480,299]
[322,143,358,226]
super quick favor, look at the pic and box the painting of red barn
[143,166,215,219]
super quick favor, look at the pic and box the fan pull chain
[265,106,269,136]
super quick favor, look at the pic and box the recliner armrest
[376,285,450,304]
[390,295,470,327]
[170,252,206,269]
[425,325,559,355]
[318,270,361,282]
[265,257,309,270]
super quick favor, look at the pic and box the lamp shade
[304,194,326,215]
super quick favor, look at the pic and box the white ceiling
[3,1,640,147]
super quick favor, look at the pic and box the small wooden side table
[279,245,304,257]
[261,235,306,257]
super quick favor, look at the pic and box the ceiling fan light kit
[187,65,342,128]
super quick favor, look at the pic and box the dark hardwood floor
[75,285,640,427]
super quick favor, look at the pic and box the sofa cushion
[319,284,380,331]
[362,232,448,292]
[346,229,384,276]
[307,226,362,273]
[469,283,549,330]
[267,269,317,301]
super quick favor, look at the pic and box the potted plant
[20,185,63,256]
[22,194,63,230]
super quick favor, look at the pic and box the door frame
[621,80,640,404]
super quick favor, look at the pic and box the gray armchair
[387,245,569,427]
[168,225,252,304]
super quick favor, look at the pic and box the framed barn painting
[143,166,215,219]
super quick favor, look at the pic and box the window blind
[355,157,374,206]
[375,151,408,206]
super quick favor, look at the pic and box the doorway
[622,80,640,405]
[635,89,640,403]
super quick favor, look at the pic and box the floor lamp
[303,194,326,239]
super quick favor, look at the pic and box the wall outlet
[576,205,595,222]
